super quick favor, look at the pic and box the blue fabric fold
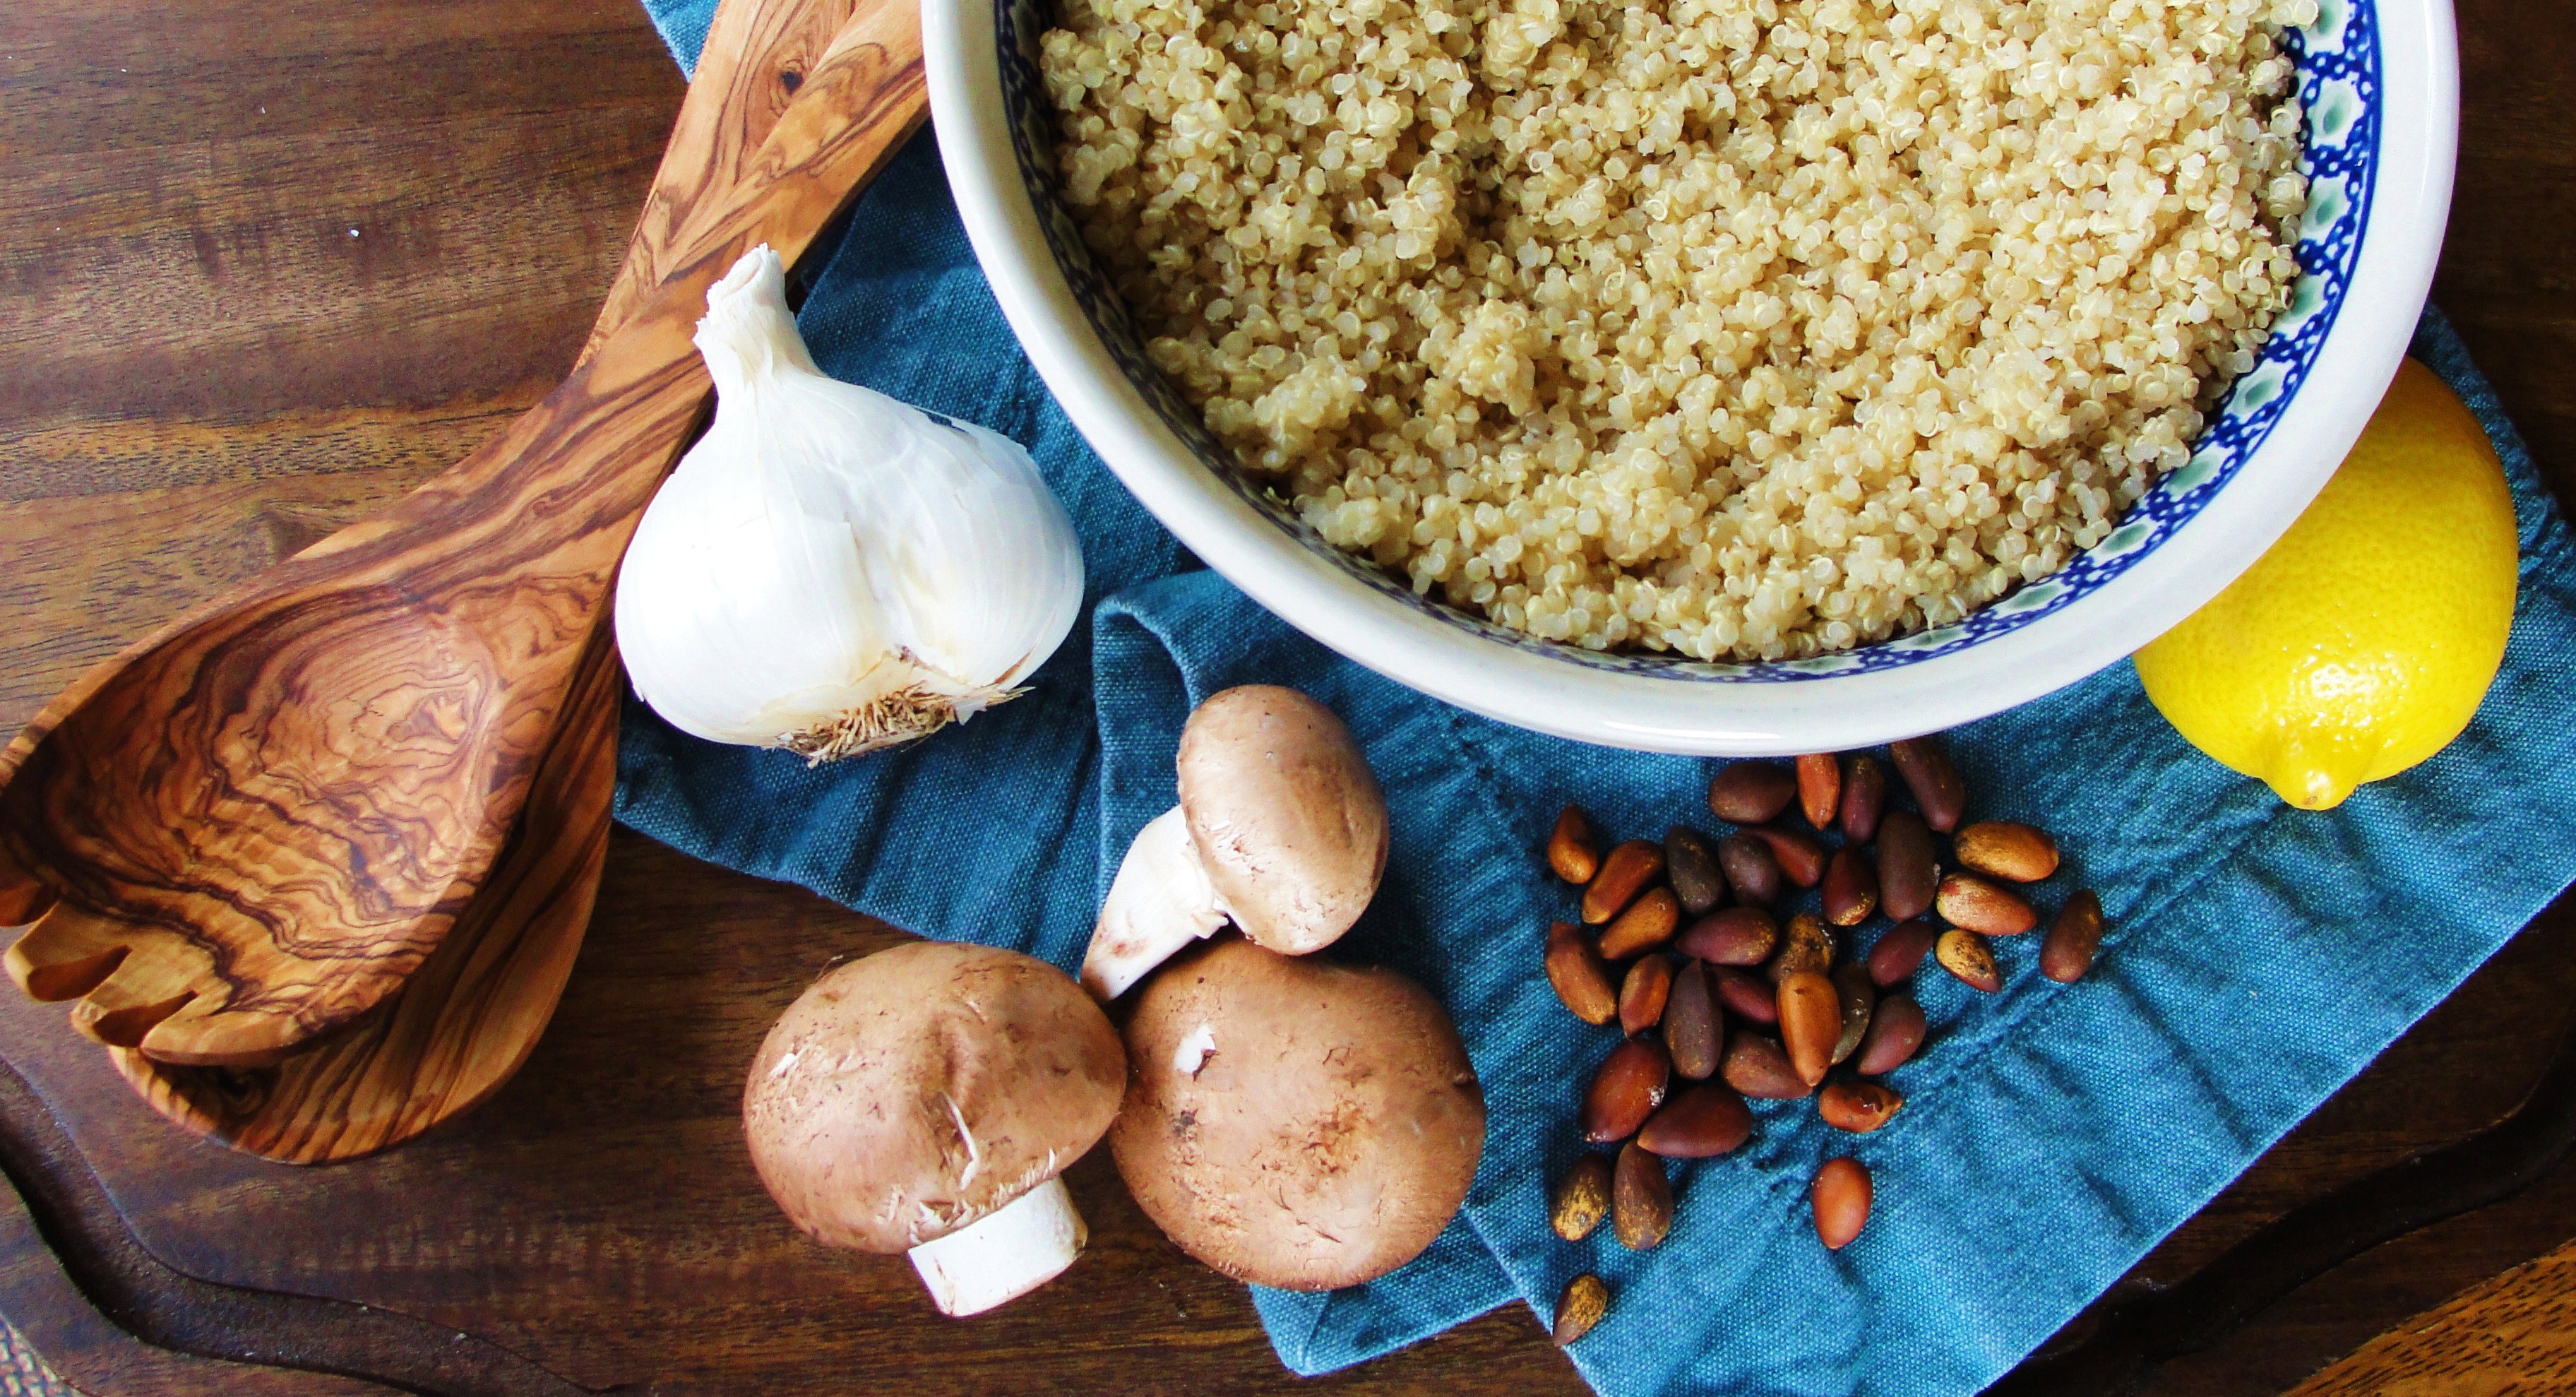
[620,6,2576,1389]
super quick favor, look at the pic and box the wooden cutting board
[3,0,2575,1393]
[2289,1238,2576,1395]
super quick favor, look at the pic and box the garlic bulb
[614,246,1084,761]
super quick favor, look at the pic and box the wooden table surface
[2,0,2572,1393]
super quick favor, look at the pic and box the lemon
[2135,359,2520,810]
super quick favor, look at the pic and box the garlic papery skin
[614,246,1084,761]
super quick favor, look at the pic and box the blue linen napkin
[624,6,2576,1389]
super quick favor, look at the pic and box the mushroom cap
[1176,686,1388,955]
[1109,937,1485,1290]
[743,941,1125,1254]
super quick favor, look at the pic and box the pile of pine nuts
[1542,735,2104,1345]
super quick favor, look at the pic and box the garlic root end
[780,681,1025,765]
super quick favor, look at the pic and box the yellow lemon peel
[2135,359,2519,810]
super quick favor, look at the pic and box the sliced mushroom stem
[906,1176,1088,1317]
[1080,806,1227,1001]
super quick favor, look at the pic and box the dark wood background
[0,0,2570,1391]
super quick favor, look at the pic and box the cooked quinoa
[1040,0,2314,659]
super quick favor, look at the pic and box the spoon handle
[588,0,871,362]
[302,0,930,589]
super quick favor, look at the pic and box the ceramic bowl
[926,0,2458,754]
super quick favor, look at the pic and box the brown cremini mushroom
[743,942,1125,1316]
[1081,686,1388,999]
[1111,937,1484,1290]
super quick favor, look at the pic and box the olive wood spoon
[105,0,866,1159]
[0,0,925,1068]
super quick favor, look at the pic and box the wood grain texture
[0,0,2567,1391]
[102,613,619,1161]
[0,832,1585,1396]
[0,0,683,505]
[2287,1239,2576,1396]
[0,0,926,1069]
[0,1175,400,1396]
[102,0,866,1165]
[589,0,865,352]
[0,1030,582,1395]
[1999,925,2576,1396]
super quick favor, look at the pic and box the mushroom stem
[1080,805,1227,1001]
[907,1176,1088,1316]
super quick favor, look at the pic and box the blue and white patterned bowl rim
[993,0,2381,682]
